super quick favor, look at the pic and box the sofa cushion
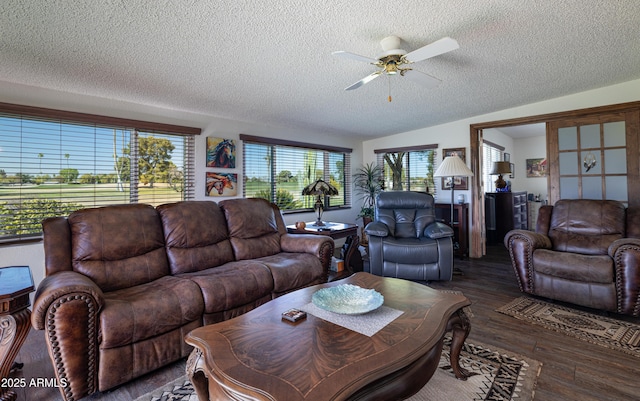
[533,249,614,284]
[548,199,625,255]
[178,260,274,314]
[220,198,283,260]
[100,275,204,349]
[157,201,235,274]
[69,204,169,292]
[256,252,324,293]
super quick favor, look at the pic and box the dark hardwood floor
[8,245,640,400]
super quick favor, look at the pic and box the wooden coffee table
[185,272,471,401]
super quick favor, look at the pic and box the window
[241,134,351,212]
[375,145,438,195]
[483,140,504,192]
[0,103,199,242]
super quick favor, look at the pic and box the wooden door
[547,110,640,206]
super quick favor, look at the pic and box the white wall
[482,129,548,199]
[511,135,548,200]
[362,78,640,243]
[0,81,362,290]
[481,127,515,192]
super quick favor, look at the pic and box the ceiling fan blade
[345,71,382,90]
[403,37,459,63]
[402,69,441,88]
[332,50,378,64]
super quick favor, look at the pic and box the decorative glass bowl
[312,284,384,315]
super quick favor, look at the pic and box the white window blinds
[0,103,199,242]
[241,134,351,212]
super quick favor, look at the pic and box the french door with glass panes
[547,110,640,207]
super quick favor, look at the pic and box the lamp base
[314,196,325,226]
[494,174,507,190]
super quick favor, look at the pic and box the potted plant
[353,162,384,226]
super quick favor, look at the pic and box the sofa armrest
[281,233,335,280]
[504,229,552,293]
[608,238,640,317]
[364,221,389,237]
[31,271,104,400]
[32,271,104,329]
[424,222,454,239]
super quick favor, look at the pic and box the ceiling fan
[332,35,459,101]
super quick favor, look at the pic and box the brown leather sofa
[32,199,334,401]
[504,199,640,317]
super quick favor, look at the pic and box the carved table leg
[0,309,31,401]
[187,348,209,401]
[446,308,472,380]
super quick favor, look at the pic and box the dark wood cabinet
[435,203,469,258]
[485,191,528,244]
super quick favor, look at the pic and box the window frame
[374,144,438,196]
[240,134,352,213]
[482,140,505,193]
[0,102,200,244]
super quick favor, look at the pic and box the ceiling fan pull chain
[388,76,392,102]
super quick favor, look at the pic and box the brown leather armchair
[504,199,640,316]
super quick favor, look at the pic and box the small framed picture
[509,163,515,179]
[504,153,510,162]
[526,158,547,177]
[206,137,236,168]
[441,147,468,190]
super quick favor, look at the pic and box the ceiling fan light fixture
[385,62,399,75]
[333,34,459,96]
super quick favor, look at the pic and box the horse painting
[206,138,236,168]
[206,172,237,196]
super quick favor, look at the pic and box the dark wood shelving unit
[435,203,469,258]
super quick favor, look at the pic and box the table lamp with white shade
[433,155,474,227]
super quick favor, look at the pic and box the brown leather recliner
[504,199,640,317]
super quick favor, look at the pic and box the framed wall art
[441,147,468,190]
[206,172,237,196]
[526,158,547,177]
[206,137,236,168]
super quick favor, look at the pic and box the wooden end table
[286,221,358,240]
[185,272,471,401]
[0,266,34,401]
[287,222,362,280]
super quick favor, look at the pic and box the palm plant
[352,162,384,222]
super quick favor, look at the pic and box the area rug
[134,336,541,401]
[497,296,640,358]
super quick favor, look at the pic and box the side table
[286,222,362,280]
[435,203,469,258]
[0,266,34,401]
[286,221,358,240]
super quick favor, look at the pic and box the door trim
[468,101,640,258]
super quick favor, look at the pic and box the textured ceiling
[1,1,639,139]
